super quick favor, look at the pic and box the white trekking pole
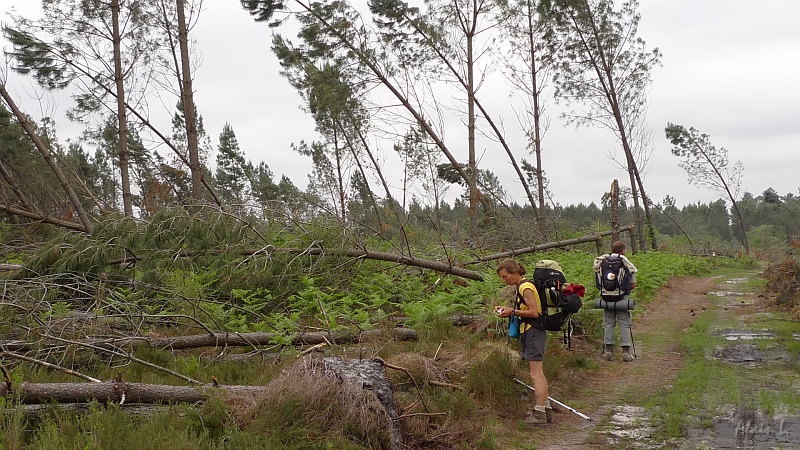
[513,378,593,421]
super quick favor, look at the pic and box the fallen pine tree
[0,314,489,353]
[0,378,262,404]
[0,327,421,353]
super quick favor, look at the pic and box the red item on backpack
[563,283,586,298]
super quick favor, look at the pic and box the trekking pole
[628,311,636,358]
[513,378,593,421]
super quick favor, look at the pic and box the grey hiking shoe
[524,408,548,425]
[623,352,633,362]
[602,351,613,361]
[545,407,554,423]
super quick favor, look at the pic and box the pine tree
[214,123,251,205]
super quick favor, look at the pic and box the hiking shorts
[520,326,547,361]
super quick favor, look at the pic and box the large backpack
[596,254,632,301]
[514,260,582,348]
[531,260,582,331]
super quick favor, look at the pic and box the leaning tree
[544,0,662,251]
[665,122,749,254]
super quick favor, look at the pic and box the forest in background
[3,0,793,255]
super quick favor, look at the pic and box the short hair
[497,259,526,275]
[611,240,626,254]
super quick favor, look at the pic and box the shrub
[764,257,800,308]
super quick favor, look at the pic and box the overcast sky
[1,0,798,209]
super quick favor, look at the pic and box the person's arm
[495,287,539,318]
[519,287,540,318]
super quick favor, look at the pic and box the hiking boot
[524,408,548,425]
[623,352,633,362]
[602,351,613,361]
[545,406,554,423]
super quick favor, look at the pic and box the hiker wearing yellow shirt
[494,259,553,425]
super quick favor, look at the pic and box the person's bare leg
[529,360,548,406]
[525,360,550,424]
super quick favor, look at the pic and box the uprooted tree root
[230,358,397,449]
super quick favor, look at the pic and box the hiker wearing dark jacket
[494,259,553,425]
[593,241,638,362]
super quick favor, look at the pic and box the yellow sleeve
[517,281,541,315]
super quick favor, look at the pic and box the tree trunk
[176,0,203,203]
[334,129,347,222]
[111,0,134,216]
[526,0,547,239]
[651,202,694,249]
[637,182,658,250]
[1,357,405,449]
[388,3,536,222]
[730,199,750,254]
[0,158,35,211]
[626,157,643,253]
[0,380,264,404]
[572,0,652,253]
[610,179,620,242]
[610,106,644,253]
[338,115,392,235]
[469,226,633,263]
[0,204,87,232]
[0,328,419,353]
[467,30,478,243]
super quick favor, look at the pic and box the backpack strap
[515,279,544,326]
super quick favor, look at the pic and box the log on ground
[0,381,264,405]
[0,327,419,353]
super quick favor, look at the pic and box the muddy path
[526,269,800,450]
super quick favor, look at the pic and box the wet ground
[687,405,800,449]
[537,271,800,450]
[671,275,800,449]
[603,405,658,449]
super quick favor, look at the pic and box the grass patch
[18,403,211,450]
[646,311,739,438]
[466,349,518,409]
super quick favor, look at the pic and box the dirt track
[525,270,800,449]
[536,275,716,449]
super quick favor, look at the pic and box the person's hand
[630,282,637,290]
[494,306,511,318]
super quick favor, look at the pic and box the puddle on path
[713,342,798,366]
[707,277,760,306]
[686,405,800,449]
[707,290,758,307]
[713,344,766,365]
[707,290,748,297]
[718,330,777,341]
[713,330,799,366]
[714,344,792,366]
